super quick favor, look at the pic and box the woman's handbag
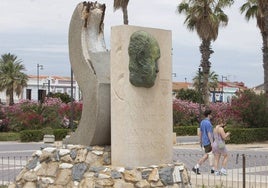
[218,141,225,149]
[216,132,225,149]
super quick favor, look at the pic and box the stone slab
[111,25,173,167]
[43,135,55,143]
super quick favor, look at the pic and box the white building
[172,81,248,103]
[0,75,80,104]
[210,87,240,103]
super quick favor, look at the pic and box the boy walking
[192,109,214,174]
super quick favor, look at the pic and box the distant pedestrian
[212,122,231,175]
[61,115,70,128]
[192,109,215,174]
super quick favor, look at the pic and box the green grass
[0,132,20,141]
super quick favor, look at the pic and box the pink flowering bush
[0,107,9,131]
[173,90,268,128]
[58,101,83,128]
[173,99,200,126]
[173,99,241,127]
[207,102,241,126]
[230,90,268,127]
[0,98,83,132]
[1,90,266,132]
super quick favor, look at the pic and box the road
[0,141,52,157]
[0,141,54,185]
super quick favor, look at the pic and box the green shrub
[41,127,54,135]
[20,130,44,142]
[0,132,20,141]
[173,126,268,143]
[173,125,198,136]
[225,127,268,144]
[19,128,69,142]
[53,129,69,140]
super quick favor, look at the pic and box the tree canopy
[177,0,233,106]
[0,53,28,105]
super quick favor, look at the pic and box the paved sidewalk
[174,137,268,188]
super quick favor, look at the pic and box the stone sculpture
[8,2,192,187]
[66,1,110,146]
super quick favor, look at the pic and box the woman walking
[212,122,231,175]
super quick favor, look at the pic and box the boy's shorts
[204,144,212,153]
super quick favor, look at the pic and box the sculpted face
[128,30,161,88]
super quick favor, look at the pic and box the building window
[26,89,31,100]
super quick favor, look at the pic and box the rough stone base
[8,144,191,188]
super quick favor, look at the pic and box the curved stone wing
[66,2,110,146]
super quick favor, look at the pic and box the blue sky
[0,0,262,88]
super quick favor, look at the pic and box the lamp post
[221,75,227,102]
[70,68,74,132]
[198,67,202,122]
[37,64,43,101]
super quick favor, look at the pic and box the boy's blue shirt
[200,118,213,146]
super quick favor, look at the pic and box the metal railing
[175,152,268,188]
[0,153,267,187]
[0,156,29,186]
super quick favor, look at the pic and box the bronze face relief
[128,30,161,88]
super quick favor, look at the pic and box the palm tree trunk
[200,39,214,106]
[262,32,268,107]
[9,88,14,106]
[259,1,268,107]
[263,10,268,107]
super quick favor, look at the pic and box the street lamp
[70,68,74,132]
[221,75,227,102]
[198,67,202,122]
[37,64,43,101]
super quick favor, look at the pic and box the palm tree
[240,0,268,107]
[193,71,219,90]
[113,0,129,25]
[193,70,219,94]
[0,53,28,105]
[177,0,234,106]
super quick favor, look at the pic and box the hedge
[20,130,44,142]
[173,126,198,136]
[173,126,268,144]
[0,132,21,141]
[19,129,69,142]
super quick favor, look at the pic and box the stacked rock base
[8,144,191,188]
